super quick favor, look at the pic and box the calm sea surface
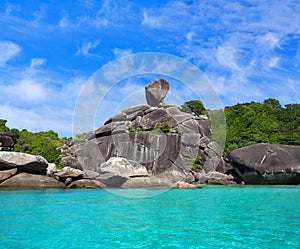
[0,185,299,249]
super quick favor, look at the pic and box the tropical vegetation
[0,119,71,166]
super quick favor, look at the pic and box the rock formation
[229,143,300,184]
[0,151,106,190]
[61,78,232,187]
[0,132,14,151]
[0,172,64,190]
[0,151,48,175]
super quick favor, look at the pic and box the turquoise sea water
[0,186,299,249]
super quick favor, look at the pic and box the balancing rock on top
[145,79,169,106]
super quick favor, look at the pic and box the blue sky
[0,0,299,137]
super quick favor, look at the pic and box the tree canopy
[224,99,300,154]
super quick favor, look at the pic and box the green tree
[0,119,10,132]
[263,98,281,109]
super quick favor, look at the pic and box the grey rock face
[172,181,200,188]
[121,176,172,188]
[145,79,169,106]
[140,109,174,130]
[99,157,148,177]
[67,179,106,189]
[83,170,100,179]
[0,151,48,175]
[229,143,300,184]
[96,173,129,188]
[46,163,56,176]
[196,171,236,185]
[54,166,85,183]
[0,168,17,182]
[0,173,64,190]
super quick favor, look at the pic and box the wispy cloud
[76,39,101,57]
[143,0,300,106]
[58,13,69,28]
[142,1,190,31]
[0,41,21,67]
[113,48,133,58]
[30,58,47,69]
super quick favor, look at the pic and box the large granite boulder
[121,176,173,188]
[0,151,48,175]
[0,168,17,182]
[145,79,169,106]
[229,143,300,184]
[67,179,106,189]
[96,173,129,188]
[196,171,237,185]
[99,157,148,177]
[0,132,14,151]
[172,181,201,189]
[0,173,64,190]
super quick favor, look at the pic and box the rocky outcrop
[0,151,108,189]
[54,166,85,182]
[196,171,237,185]
[145,79,169,106]
[0,132,14,151]
[61,104,224,185]
[121,176,173,188]
[172,181,201,188]
[67,179,106,189]
[0,151,48,175]
[61,78,228,187]
[0,173,64,190]
[229,143,300,184]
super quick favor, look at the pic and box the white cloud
[0,74,86,137]
[76,39,101,57]
[142,1,190,31]
[0,103,73,136]
[268,57,280,68]
[113,48,133,58]
[0,51,87,136]
[3,78,49,102]
[216,46,242,72]
[30,58,47,69]
[142,11,160,28]
[59,15,69,28]
[257,33,281,50]
[94,0,133,27]
[185,32,194,41]
[0,41,21,67]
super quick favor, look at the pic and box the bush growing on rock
[181,100,206,115]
